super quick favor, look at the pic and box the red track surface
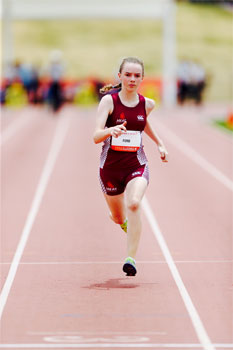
[0,104,232,350]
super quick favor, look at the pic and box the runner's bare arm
[144,97,161,145]
[144,119,163,146]
[93,95,127,144]
[144,98,168,162]
[145,97,156,116]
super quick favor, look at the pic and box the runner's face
[118,63,143,92]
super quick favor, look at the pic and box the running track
[1,104,232,350]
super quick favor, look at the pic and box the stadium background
[1,0,232,118]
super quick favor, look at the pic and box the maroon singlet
[100,92,148,170]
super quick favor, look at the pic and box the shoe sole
[123,262,137,276]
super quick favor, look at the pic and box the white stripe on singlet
[137,133,148,165]
[100,137,111,169]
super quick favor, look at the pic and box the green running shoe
[120,219,128,233]
[123,257,137,276]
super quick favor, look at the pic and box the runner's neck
[118,91,139,108]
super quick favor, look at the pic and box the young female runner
[93,57,168,276]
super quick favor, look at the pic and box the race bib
[111,130,141,152]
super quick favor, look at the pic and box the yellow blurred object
[5,83,28,108]
[74,82,98,105]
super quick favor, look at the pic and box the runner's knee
[127,198,140,212]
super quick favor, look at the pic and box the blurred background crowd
[1,0,232,115]
[1,49,105,111]
[0,49,208,112]
[0,54,208,111]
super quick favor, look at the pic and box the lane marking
[43,335,150,343]
[27,331,166,335]
[0,343,232,348]
[155,121,233,192]
[142,197,215,350]
[0,112,32,145]
[0,114,70,320]
[0,260,232,266]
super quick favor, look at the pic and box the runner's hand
[110,121,127,138]
[158,145,168,162]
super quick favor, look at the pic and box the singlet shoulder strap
[111,92,119,103]
[138,93,146,114]
[138,93,145,103]
[110,92,119,114]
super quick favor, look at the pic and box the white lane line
[0,344,232,348]
[155,121,233,192]
[142,197,215,350]
[0,114,70,320]
[0,260,232,266]
[27,331,166,335]
[0,112,32,145]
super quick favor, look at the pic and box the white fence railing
[1,0,170,19]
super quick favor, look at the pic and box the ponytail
[99,82,121,94]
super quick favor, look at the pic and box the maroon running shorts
[99,164,149,196]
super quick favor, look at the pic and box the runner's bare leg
[125,177,148,258]
[103,192,126,225]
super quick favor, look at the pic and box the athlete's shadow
[83,278,139,290]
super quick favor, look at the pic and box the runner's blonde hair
[100,57,144,94]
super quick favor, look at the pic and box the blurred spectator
[2,60,28,107]
[4,62,18,85]
[28,65,40,104]
[46,49,65,112]
[17,62,40,104]
[177,60,206,105]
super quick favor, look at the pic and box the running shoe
[120,219,128,233]
[123,257,137,276]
